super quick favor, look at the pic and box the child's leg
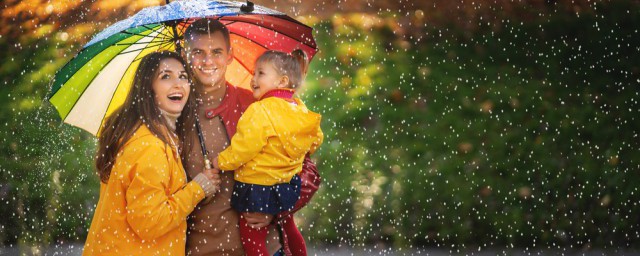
[280,215,307,256]
[239,214,270,256]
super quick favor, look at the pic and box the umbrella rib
[158,40,175,51]
[121,29,163,39]
[178,21,190,36]
[115,40,170,46]
[175,21,189,37]
[119,41,167,55]
[121,31,158,38]
[223,19,317,50]
[144,24,175,39]
[130,41,174,62]
[118,31,171,55]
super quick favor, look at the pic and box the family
[82,19,323,256]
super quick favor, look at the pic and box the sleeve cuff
[192,173,215,198]
[184,179,207,202]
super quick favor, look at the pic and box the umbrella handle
[204,158,212,169]
[201,158,217,204]
[196,117,213,169]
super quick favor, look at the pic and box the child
[213,49,323,256]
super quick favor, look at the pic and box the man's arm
[244,154,320,226]
[276,154,320,221]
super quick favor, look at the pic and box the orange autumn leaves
[1,0,163,43]
[2,0,599,44]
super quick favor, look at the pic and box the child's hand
[243,212,274,228]
[212,157,219,169]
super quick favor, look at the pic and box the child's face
[251,61,287,100]
[152,58,190,115]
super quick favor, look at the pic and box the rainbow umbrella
[48,0,318,135]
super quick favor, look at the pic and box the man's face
[183,31,233,89]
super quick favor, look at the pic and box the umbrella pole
[196,118,213,169]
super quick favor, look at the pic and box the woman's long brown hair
[95,51,197,183]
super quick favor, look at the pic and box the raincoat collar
[259,88,295,101]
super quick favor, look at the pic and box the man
[180,18,320,256]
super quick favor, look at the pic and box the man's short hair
[183,18,231,50]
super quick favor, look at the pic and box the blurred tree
[301,0,640,250]
[0,0,638,253]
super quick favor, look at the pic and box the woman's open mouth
[167,92,184,102]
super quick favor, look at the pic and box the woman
[83,51,219,255]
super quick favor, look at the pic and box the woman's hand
[193,168,221,198]
[243,212,274,228]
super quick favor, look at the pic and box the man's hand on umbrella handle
[243,212,274,229]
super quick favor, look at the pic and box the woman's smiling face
[152,58,190,114]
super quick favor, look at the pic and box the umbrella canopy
[49,0,318,135]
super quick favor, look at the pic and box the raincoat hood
[266,97,322,159]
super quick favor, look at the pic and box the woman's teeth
[168,93,183,101]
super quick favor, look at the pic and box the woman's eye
[179,74,188,79]
[161,74,170,79]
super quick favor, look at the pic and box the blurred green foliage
[300,1,640,250]
[0,1,639,253]
[0,34,98,250]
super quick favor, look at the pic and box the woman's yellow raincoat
[83,125,205,255]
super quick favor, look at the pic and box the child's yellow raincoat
[218,96,323,186]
